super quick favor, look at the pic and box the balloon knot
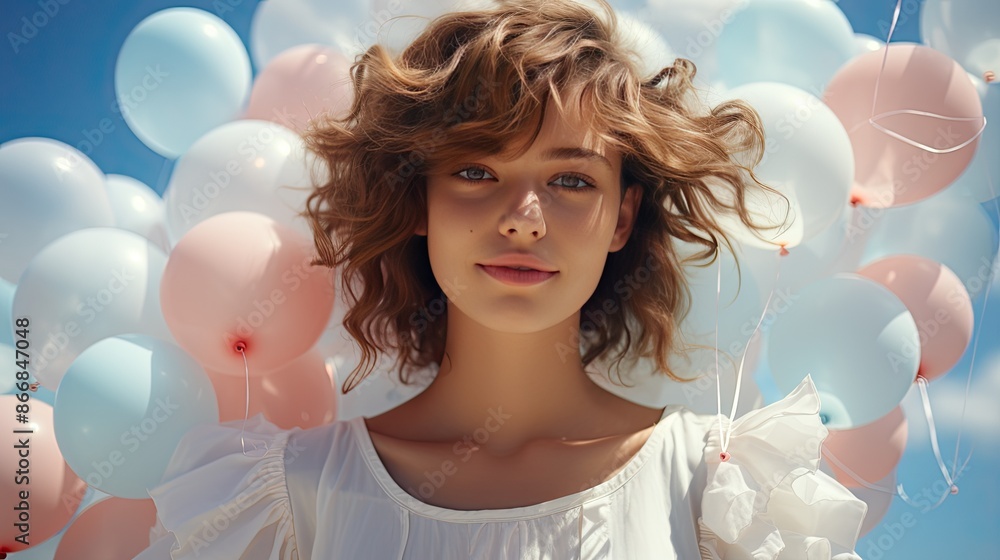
[720,451,730,462]
[950,485,959,495]
[779,245,789,256]
[819,413,830,425]
[984,70,995,84]
[234,341,247,353]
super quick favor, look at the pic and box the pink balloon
[53,497,158,560]
[851,470,896,538]
[245,44,354,134]
[207,349,337,429]
[161,211,336,375]
[824,44,983,208]
[857,255,974,381]
[822,406,907,488]
[0,397,87,554]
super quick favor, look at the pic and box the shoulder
[134,415,361,559]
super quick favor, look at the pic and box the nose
[500,190,546,239]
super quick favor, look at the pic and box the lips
[478,264,557,285]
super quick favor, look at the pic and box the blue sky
[2,0,997,558]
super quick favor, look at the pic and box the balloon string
[236,344,268,457]
[866,0,987,155]
[952,165,998,474]
[716,247,783,455]
[895,377,973,511]
[820,447,898,495]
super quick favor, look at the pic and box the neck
[413,303,611,454]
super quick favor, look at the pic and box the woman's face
[416,99,641,334]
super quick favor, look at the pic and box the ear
[609,184,641,253]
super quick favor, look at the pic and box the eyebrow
[540,147,613,172]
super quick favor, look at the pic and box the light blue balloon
[716,0,857,94]
[860,191,999,300]
[922,0,1000,81]
[948,82,1000,203]
[1,277,13,346]
[768,273,919,429]
[53,334,218,499]
[115,8,251,158]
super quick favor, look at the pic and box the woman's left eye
[551,174,594,190]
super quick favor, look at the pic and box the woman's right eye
[456,166,494,182]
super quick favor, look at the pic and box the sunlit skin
[363,98,670,510]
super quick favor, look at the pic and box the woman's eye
[552,174,593,190]
[456,167,494,181]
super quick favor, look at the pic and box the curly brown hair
[300,0,791,395]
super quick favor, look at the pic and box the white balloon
[105,174,171,253]
[613,10,676,79]
[744,201,854,294]
[718,82,854,249]
[250,0,371,68]
[860,189,999,300]
[162,120,321,244]
[11,228,173,389]
[0,138,114,284]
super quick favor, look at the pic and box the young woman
[136,1,867,558]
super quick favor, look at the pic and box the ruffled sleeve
[697,376,868,560]
[134,415,300,560]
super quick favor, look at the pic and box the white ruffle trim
[698,376,868,560]
[136,415,299,560]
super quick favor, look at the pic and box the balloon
[589,330,764,416]
[948,76,1000,203]
[768,273,920,429]
[11,228,172,390]
[245,44,355,134]
[0,138,114,284]
[115,8,252,158]
[0,278,13,346]
[161,120,322,243]
[249,0,373,68]
[718,82,853,249]
[670,238,773,374]
[849,470,896,538]
[160,212,336,375]
[331,342,430,421]
[715,0,856,93]
[612,11,675,80]
[104,174,171,253]
[742,201,853,294]
[860,190,999,300]
[853,34,884,57]
[208,349,337,429]
[53,498,158,560]
[0,398,88,554]
[635,0,746,85]
[823,44,984,208]
[921,0,1000,83]
[53,334,219,499]
[857,256,974,382]
[365,0,495,57]
[822,406,907,489]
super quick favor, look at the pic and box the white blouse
[133,376,867,559]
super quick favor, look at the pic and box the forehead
[497,97,620,165]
